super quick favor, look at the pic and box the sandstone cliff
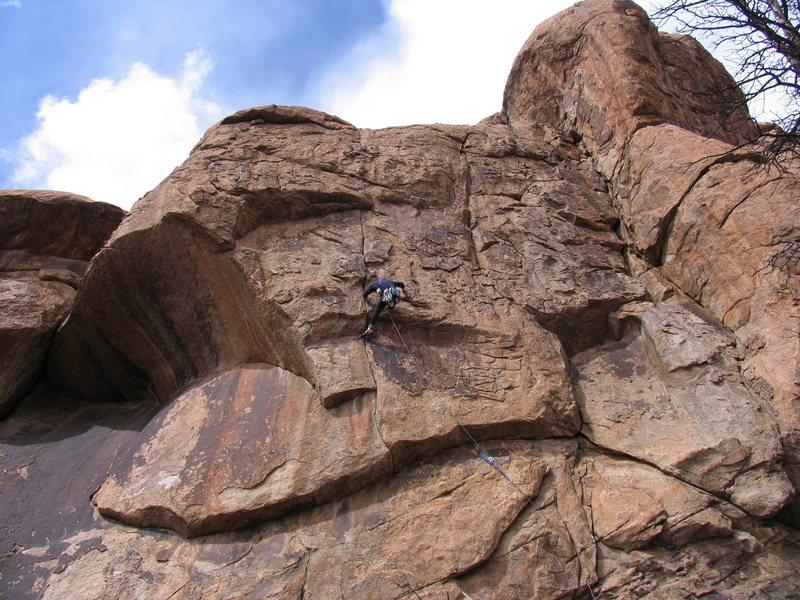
[1,1,798,599]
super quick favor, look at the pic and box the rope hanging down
[384,311,598,600]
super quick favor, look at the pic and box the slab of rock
[49,112,642,407]
[611,128,800,458]
[0,279,74,418]
[297,442,546,600]
[656,153,800,457]
[307,339,376,407]
[44,103,646,533]
[580,448,733,550]
[0,382,159,597]
[2,2,800,599]
[4,402,798,600]
[0,190,125,260]
[573,298,792,516]
[0,190,124,417]
[463,128,645,354]
[458,440,598,600]
[37,441,548,600]
[93,364,391,536]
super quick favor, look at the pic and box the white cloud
[1,1,22,8]
[315,0,588,128]
[11,49,225,209]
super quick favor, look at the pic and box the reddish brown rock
[1,1,799,599]
[458,440,598,599]
[47,105,644,533]
[307,339,375,407]
[574,298,792,517]
[5,402,797,600]
[93,364,391,536]
[49,112,641,406]
[34,440,550,600]
[503,0,756,168]
[580,448,733,551]
[503,0,800,521]
[0,190,124,417]
[0,190,125,260]
[0,279,73,417]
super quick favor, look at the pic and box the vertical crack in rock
[459,138,483,274]
[456,440,600,599]
[357,205,396,473]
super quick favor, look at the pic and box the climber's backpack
[381,286,401,308]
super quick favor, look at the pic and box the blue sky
[0,0,388,141]
[0,0,698,209]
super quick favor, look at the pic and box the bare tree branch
[653,0,800,164]
[653,1,800,269]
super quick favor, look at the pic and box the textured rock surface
[50,112,622,535]
[0,190,124,418]
[93,364,391,536]
[574,298,792,517]
[1,1,799,599]
[505,0,800,524]
[46,107,642,534]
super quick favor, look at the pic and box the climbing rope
[384,310,599,600]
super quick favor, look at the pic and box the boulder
[503,0,756,167]
[0,190,124,417]
[0,279,74,417]
[93,364,391,536]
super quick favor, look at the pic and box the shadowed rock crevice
[231,190,372,239]
[49,215,316,405]
[0,191,125,418]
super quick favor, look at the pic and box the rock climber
[360,279,405,337]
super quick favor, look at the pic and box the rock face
[1,1,799,599]
[0,190,124,418]
[504,0,800,525]
[573,299,792,518]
